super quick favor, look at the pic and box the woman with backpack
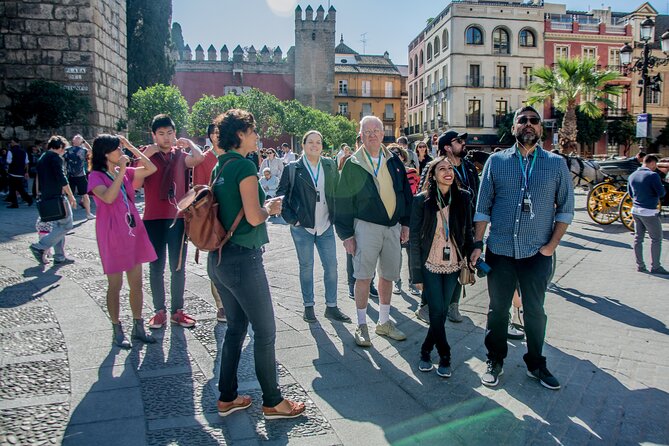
[208,109,305,420]
[276,130,351,324]
[409,156,474,377]
[87,134,158,348]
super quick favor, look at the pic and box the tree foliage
[527,57,623,152]
[126,0,175,101]
[128,84,188,143]
[495,112,516,145]
[607,115,637,156]
[650,120,669,152]
[188,94,241,137]
[171,22,185,59]
[7,80,90,132]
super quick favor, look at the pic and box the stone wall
[0,0,127,141]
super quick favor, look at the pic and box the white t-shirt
[303,157,330,235]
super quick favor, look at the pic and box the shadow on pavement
[567,230,631,249]
[0,265,61,308]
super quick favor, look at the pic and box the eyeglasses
[517,116,541,125]
[417,144,427,148]
[362,129,383,137]
[454,138,465,144]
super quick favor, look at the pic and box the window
[442,29,449,50]
[419,50,424,66]
[419,79,424,102]
[493,28,510,54]
[646,88,661,105]
[414,55,418,75]
[361,80,371,97]
[468,64,481,88]
[434,36,440,56]
[609,48,620,69]
[338,80,348,95]
[361,103,372,117]
[495,100,508,115]
[495,65,508,88]
[409,59,413,76]
[583,47,596,60]
[522,66,534,88]
[338,103,348,115]
[384,104,394,120]
[467,99,481,127]
[384,125,394,138]
[519,29,536,47]
[385,81,393,98]
[466,26,483,45]
[442,65,448,88]
[555,45,569,61]
[427,43,433,62]
[409,84,413,107]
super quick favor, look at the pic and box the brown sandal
[262,399,306,419]
[217,395,252,417]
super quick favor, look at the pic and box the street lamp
[620,17,669,148]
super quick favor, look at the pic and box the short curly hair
[214,109,255,152]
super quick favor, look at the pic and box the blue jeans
[144,219,187,314]
[290,224,338,308]
[34,198,73,261]
[207,243,282,407]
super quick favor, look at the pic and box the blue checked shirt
[474,145,574,259]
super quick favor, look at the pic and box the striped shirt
[474,145,574,259]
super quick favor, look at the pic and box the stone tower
[294,4,336,113]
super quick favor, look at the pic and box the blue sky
[172,0,669,66]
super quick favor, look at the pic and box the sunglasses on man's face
[517,116,541,125]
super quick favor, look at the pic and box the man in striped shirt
[470,106,574,390]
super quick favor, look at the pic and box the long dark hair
[420,156,467,239]
[91,134,120,172]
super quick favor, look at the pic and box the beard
[515,128,540,146]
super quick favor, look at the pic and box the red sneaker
[148,309,167,329]
[171,309,196,328]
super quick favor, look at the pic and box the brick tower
[294,4,336,113]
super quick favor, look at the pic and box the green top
[212,151,268,249]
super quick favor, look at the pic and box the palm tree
[527,57,623,153]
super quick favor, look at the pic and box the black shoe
[650,266,669,275]
[54,258,75,265]
[113,323,131,349]
[527,366,560,390]
[348,284,355,299]
[6,204,18,209]
[324,306,351,323]
[436,358,452,378]
[303,306,317,323]
[29,245,45,264]
[481,360,504,387]
[369,284,379,299]
[131,318,156,344]
[638,265,648,273]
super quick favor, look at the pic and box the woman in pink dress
[88,134,158,348]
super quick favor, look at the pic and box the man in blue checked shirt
[470,106,574,391]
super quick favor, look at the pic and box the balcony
[335,111,351,119]
[520,76,533,89]
[466,114,483,128]
[383,112,395,121]
[493,76,511,89]
[439,78,447,90]
[605,108,627,118]
[466,75,484,88]
[606,64,622,72]
[431,83,438,94]
[492,114,506,128]
[335,88,401,98]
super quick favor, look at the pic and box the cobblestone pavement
[0,190,668,446]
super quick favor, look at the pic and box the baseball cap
[438,130,468,152]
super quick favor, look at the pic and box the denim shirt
[474,145,574,259]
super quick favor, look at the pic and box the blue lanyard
[517,148,538,190]
[437,188,452,240]
[364,149,383,177]
[303,157,321,187]
[105,171,131,213]
[453,163,468,187]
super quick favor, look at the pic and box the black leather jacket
[409,189,474,284]
[277,157,337,229]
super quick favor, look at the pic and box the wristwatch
[473,240,484,250]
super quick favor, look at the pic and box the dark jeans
[8,176,32,206]
[207,243,282,407]
[145,219,187,314]
[420,269,459,362]
[484,249,552,370]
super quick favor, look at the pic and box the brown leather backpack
[174,158,243,270]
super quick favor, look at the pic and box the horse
[559,154,606,189]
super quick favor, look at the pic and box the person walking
[471,106,574,390]
[208,109,305,419]
[5,138,33,208]
[65,135,95,219]
[277,130,351,324]
[29,136,77,265]
[628,154,668,275]
[88,134,158,348]
[410,157,473,377]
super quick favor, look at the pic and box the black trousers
[8,176,32,206]
[484,249,552,370]
[421,269,459,362]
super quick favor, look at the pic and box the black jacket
[334,147,413,240]
[409,189,474,284]
[277,157,337,229]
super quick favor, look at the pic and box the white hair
[359,115,383,132]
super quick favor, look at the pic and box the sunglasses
[417,145,427,148]
[454,138,465,144]
[517,116,541,125]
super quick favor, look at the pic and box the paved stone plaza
[0,190,668,446]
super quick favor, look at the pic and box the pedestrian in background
[88,134,158,348]
[277,130,351,324]
[415,142,432,176]
[208,109,305,419]
[260,148,284,179]
[65,135,95,219]
[259,168,279,198]
[5,138,33,209]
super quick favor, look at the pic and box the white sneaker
[86,213,96,219]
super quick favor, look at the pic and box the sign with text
[636,113,651,138]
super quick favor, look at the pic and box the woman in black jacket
[276,130,351,324]
[409,156,473,377]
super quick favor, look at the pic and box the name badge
[316,191,321,202]
[443,246,451,261]
[522,198,531,212]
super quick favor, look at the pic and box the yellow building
[334,37,406,142]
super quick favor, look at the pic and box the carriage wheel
[618,192,634,231]
[587,182,622,225]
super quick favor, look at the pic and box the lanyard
[364,149,383,177]
[517,148,538,190]
[436,188,452,241]
[453,163,468,187]
[303,157,321,187]
[105,171,131,214]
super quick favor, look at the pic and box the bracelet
[473,240,484,250]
